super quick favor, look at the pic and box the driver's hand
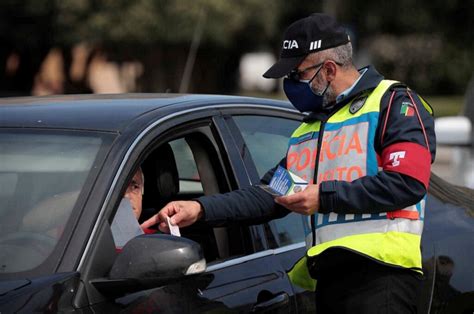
[140,200,203,233]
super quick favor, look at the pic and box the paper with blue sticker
[257,166,308,197]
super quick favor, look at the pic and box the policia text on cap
[143,13,436,314]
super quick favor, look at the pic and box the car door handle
[251,292,290,312]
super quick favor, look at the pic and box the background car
[433,77,473,189]
[0,94,473,313]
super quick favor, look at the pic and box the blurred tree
[53,0,283,93]
[338,0,473,94]
[0,0,55,96]
[0,0,471,96]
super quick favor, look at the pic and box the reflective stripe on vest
[286,80,426,290]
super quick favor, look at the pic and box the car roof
[0,93,293,132]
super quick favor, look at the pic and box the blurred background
[0,1,471,104]
[0,0,472,184]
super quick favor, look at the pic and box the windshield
[0,130,107,273]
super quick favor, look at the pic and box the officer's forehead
[298,52,321,69]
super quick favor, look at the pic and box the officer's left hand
[275,184,320,215]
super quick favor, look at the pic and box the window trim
[206,242,306,272]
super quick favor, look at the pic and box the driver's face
[124,169,144,220]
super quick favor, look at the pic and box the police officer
[143,13,436,313]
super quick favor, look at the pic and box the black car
[0,94,472,313]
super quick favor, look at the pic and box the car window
[0,130,107,273]
[112,139,207,251]
[233,115,306,247]
[168,135,233,262]
[233,115,298,178]
[133,128,246,263]
[169,138,203,194]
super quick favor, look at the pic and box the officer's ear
[323,60,338,82]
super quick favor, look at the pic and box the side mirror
[435,116,472,146]
[92,234,206,297]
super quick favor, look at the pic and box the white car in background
[433,78,474,188]
[434,115,473,188]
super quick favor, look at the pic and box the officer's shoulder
[387,82,409,93]
[383,83,422,100]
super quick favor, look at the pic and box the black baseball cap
[263,13,350,79]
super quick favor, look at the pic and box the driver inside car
[111,167,157,251]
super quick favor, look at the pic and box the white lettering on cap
[309,40,322,51]
[283,40,299,49]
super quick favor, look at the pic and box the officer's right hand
[140,200,203,233]
[275,184,320,215]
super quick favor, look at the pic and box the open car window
[0,130,109,273]
[120,122,250,264]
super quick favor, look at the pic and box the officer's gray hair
[314,42,354,69]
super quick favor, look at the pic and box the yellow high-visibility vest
[287,80,432,291]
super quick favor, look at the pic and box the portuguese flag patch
[400,102,414,116]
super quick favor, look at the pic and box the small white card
[167,216,181,237]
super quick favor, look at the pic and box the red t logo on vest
[389,151,406,167]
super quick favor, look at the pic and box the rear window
[0,130,108,273]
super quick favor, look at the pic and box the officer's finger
[158,203,178,221]
[275,192,305,206]
[169,201,202,227]
[141,214,160,229]
[158,221,170,233]
[277,196,317,215]
[141,202,176,230]
[287,204,315,215]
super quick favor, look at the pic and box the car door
[82,106,298,313]
[176,113,298,313]
[420,174,474,314]
[219,110,317,313]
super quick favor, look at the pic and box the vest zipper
[309,100,357,246]
[311,117,328,247]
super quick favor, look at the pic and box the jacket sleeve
[197,158,290,226]
[319,87,436,214]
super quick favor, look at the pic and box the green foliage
[0,0,55,47]
[425,95,464,117]
[0,0,471,94]
[339,0,473,94]
[55,0,280,46]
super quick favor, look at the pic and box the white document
[167,216,181,237]
[111,198,144,248]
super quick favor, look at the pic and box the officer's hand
[275,184,320,215]
[140,200,203,233]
